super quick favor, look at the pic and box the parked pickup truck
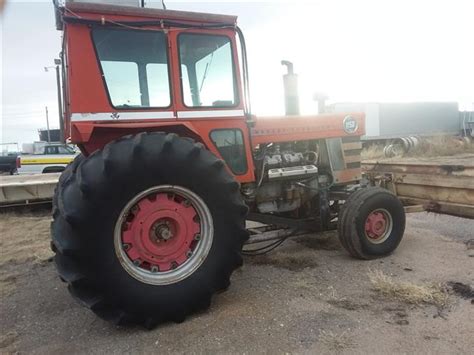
[18,143,77,175]
[0,154,20,175]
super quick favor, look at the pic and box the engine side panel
[250,113,365,184]
[250,113,365,146]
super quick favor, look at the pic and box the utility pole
[54,59,65,143]
[45,58,65,143]
[45,106,51,143]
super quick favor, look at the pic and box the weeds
[408,136,474,157]
[361,135,473,160]
[368,270,448,307]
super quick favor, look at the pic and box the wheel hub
[151,220,174,242]
[114,185,213,285]
[364,209,392,243]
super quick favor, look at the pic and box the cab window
[210,129,247,175]
[92,29,171,108]
[44,146,58,155]
[179,34,238,107]
[58,146,74,154]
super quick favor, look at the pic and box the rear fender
[75,122,205,155]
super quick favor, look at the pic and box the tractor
[51,1,405,328]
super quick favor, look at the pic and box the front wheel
[51,132,248,328]
[338,187,406,259]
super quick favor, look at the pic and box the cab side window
[44,146,58,155]
[179,34,238,107]
[210,129,247,175]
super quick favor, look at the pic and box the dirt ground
[1,210,473,354]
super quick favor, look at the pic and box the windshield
[179,33,237,107]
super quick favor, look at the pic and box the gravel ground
[1,211,473,354]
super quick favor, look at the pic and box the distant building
[329,102,461,140]
[38,128,61,143]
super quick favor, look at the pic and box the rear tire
[338,187,405,259]
[51,132,248,327]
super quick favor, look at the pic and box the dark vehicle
[0,154,20,175]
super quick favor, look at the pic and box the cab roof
[57,2,237,30]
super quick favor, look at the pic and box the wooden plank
[363,154,474,167]
[363,162,474,177]
[400,198,474,219]
[396,184,474,205]
[392,173,474,189]
[343,142,362,150]
[344,155,362,164]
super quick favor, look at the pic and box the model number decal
[343,116,358,134]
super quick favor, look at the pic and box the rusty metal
[362,154,474,219]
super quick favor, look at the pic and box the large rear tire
[338,187,405,259]
[51,132,248,328]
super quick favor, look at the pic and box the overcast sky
[1,0,473,145]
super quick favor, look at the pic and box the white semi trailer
[331,102,461,140]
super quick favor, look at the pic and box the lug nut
[171,261,178,269]
[194,234,201,241]
[151,266,159,273]
[133,260,141,266]
[182,199,191,207]
[186,250,193,258]
[122,243,130,250]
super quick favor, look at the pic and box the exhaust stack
[281,60,300,116]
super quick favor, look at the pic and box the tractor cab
[56,1,249,167]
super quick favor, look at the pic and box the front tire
[338,187,405,259]
[51,132,248,327]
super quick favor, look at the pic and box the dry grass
[368,270,448,307]
[0,212,53,296]
[361,144,385,160]
[408,136,474,157]
[319,330,356,351]
[362,135,474,160]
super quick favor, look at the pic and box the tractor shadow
[245,231,341,271]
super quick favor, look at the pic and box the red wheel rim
[121,192,200,272]
[114,185,213,285]
[364,208,392,243]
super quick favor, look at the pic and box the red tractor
[52,1,405,327]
